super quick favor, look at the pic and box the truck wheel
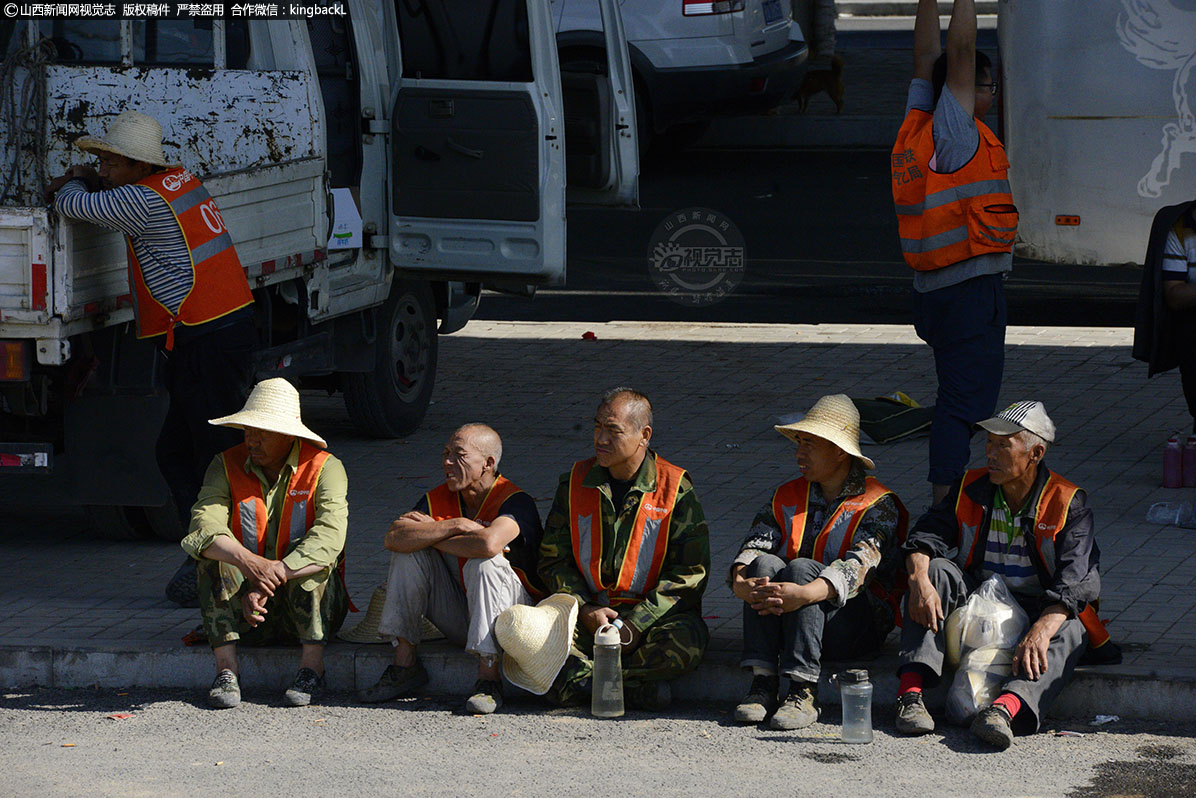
[133,503,186,542]
[343,279,438,438]
[85,505,150,541]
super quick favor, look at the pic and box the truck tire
[134,503,186,542]
[343,279,438,438]
[85,505,150,541]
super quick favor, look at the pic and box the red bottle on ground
[1164,436,1183,488]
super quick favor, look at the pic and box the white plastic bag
[943,575,1029,725]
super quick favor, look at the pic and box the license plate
[762,0,783,24]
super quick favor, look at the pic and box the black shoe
[358,661,429,703]
[734,674,780,723]
[283,667,324,707]
[895,691,935,735]
[625,680,672,712]
[970,704,1014,750]
[165,557,199,608]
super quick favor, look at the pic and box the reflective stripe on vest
[891,109,1018,271]
[953,469,989,571]
[771,476,897,565]
[425,476,528,593]
[130,168,254,350]
[954,468,1112,647]
[567,455,686,606]
[223,441,329,559]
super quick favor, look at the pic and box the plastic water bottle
[1146,500,1196,528]
[838,669,873,744]
[591,620,624,718]
[1183,436,1196,488]
[1164,436,1183,488]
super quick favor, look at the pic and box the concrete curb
[5,642,1193,722]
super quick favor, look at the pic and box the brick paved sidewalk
[3,321,1194,710]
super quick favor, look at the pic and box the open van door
[561,0,639,207]
[386,0,566,286]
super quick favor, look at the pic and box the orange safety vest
[954,468,1111,649]
[130,167,254,350]
[567,454,686,606]
[772,475,910,624]
[223,441,353,606]
[425,476,541,599]
[891,109,1018,271]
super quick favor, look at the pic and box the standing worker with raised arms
[892,0,1017,505]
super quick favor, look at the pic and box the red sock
[898,670,923,695]
[992,693,1023,718]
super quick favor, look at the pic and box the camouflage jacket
[539,450,710,633]
[731,462,904,631]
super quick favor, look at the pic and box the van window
[38,20,122,64]
[130,20,251,68]
[396,0,533,82]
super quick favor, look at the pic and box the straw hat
[208,378,327,448]
[774,394,875,470]
[74,110,180,168]
[338,586,444,643]
[494,593,579,695]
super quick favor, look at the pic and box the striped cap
[976,400,1056,443]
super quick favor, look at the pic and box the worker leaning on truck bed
[44,110,258,570]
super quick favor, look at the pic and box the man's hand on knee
[731,565,770,604]
[237,551,287,595]
[748,579,828,616]
[906,576,945,632]
[241,588,269,627]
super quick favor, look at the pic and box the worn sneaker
[283,667,324,707]
[464,679,503,715]
[626,680,672,712]
[358,660,429,703]
[895,691,935,735]
[769,682,819,730]
[207,669,240,709]
[970,704,1015,750]
[734,674,780,724]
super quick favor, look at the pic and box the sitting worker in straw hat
[44,110,256,606]
[538,387,711,710]
[895,401,1113,749]
[179,378,349,709]
[731,395,908,730]
[358,424,544,714]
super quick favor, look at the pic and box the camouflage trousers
[551,608,708,705]
[197,559,349,649]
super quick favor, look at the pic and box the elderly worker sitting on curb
[180,378,349,709]
[359,424,543,714]
[895,401,1113,749]
[538,387,711,710]
[731,395,907,729]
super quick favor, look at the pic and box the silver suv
[555,0,808,139]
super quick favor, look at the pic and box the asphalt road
[477,149,1142,328]
[4,688,1195,797]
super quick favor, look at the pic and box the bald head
[452,423,503,468]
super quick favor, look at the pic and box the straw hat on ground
[74,110,180,168]
[209,378,327,448]
[338,585,444,643]
[494,593,579,695]
[774,393,875,470]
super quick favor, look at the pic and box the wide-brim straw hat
[494,593,579,695]
[74,110,180,168]
[338,586,444,643]
[209,377,327,448]
[774,393,875,470]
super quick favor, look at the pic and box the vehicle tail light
[683,0,746,15]
[0,340,31,382]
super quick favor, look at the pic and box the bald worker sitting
[359,424,544,714]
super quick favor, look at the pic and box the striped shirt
[1161,219,1196,283]
[53,179,194,315]
[979,486,1041,597]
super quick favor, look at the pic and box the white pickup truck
[0,1,638,538]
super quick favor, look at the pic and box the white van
[554,0,807,142]
[0,1,637,537]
